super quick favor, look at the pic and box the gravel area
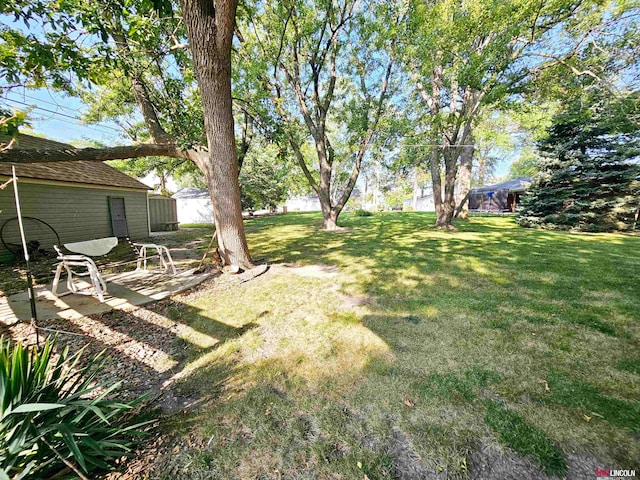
[0,265,267,401]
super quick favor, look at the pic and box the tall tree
[180,0,252,267]
[403,0,640,228]
[237,0,399,229]
[519,89,640,231]
[0,0,253,268]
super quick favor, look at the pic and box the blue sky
[3,88,124,145]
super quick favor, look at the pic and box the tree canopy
[519,88,640,231]
[1,0,638,237]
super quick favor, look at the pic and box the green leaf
[58,425,87,472]
[10,403,65,414]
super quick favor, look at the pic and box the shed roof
[172,187,209,199]
[471,177,531,194]
[0,133,151,191]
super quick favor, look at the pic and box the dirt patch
[469,442,551,480]
[469,442,603,480]
[388,428,447,480]
[336,291,368,309]
[100,431,209,480]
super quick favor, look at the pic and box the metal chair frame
[51,239,176,303]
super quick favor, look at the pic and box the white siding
[285,195,321,212]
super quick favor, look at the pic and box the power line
[20,93,85,114]
[28,113,120,137]
[401,144,476,147]
[1,97,122,134]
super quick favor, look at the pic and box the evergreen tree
[519,92,640,232]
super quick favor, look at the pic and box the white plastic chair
[51,237,176,302]
[51,237,118,302]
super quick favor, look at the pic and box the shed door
[108,197,129,238]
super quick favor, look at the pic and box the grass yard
[134,212,640,479]
[120,212,639,479]
[59,213,640,478]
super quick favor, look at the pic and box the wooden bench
[51,237,176,302]
[159,221,179,231]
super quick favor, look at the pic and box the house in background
[469,177,530,213]
[172,188,214,224]
[403,183,436,212]
[173,187,303,223]
[285,195,322,212]
[0,133,151,261]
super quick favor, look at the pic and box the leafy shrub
[353,209,373,217]
[0,337,152,479]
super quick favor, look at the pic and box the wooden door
[108,197,129,238]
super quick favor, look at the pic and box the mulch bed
[0,263,271,478]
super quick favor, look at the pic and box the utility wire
[401,144,476,147]
[20,93,86,114]
[1,97,122,133]
[29,115,118,137]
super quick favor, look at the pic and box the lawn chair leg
[136,245,144,270]
[65,264,78,294]
[157,249,167,271]
[52,263,64,298]
[135,244,176,274]
[88,268,105,302]
[85,259,107,302]
[161,246,177,274]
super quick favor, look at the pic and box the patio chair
[51,236,176,302]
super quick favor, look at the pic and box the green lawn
[144,213,640,479]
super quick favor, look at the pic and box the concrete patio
[0,268,213,323]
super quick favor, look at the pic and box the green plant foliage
[508,147,542,179]
[484,400,567,477]
[0,337,152,479]
[519,91,640,232]
[0,109,29,141]
[239,144,289,212]
[353,209,373,217]
[544,371,640,431]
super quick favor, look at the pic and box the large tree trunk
[429,143,446,226]
[455,138,474,219]
[322,210,339,230]
[318,162,337,230]
[180,0,252,269]
[437,147,459,228]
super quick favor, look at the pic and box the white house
[285,195,322,212]
[172,188,214,224]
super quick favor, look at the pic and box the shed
[469,177,530,213]
[0,133,151,261]
[173,188,214,224]
[285,195,321,212]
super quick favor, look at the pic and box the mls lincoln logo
[596,468,636,478]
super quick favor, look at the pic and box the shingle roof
[0,133,151,191]
[471,177,531,194]
[172,187,209,199]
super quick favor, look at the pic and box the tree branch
[109,22,174,144]
[0,143,189,164]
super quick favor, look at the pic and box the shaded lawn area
[126,213,638,478]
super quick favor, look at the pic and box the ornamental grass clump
[0,337,152,479]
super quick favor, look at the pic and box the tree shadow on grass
[0,293,260,410]
[248,212,637,338]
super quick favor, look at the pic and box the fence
[148,195,178,231]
